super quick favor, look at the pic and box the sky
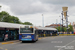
[0,0,75,27]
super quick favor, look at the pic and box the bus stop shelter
[0,22,23,41]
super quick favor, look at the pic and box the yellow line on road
[59,34,75,36]
[38,38,42,39]
[2,42,14,45]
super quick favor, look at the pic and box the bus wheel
[36,39,38,41]
[32,40,36,42]
[22,41,24,43]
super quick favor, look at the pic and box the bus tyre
[32,40,36,42]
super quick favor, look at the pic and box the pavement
[0,36,75,50]
[0,36,56,45]
[0,40,20,45]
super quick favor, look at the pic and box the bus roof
[20,25,57,31]
[35,26,57,31]
[0,22,23,28]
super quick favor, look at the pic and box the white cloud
[40,0,75,6]
[0,0,75,26]
[0,4,14,15]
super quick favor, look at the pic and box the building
[45,24,62,28]
[73,22,75,33]
[0,22,24,42]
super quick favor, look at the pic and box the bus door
[35,30,38,40]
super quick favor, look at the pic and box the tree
[0,11,9,22]
[56,26,67,32]
[56,25,73,32]
[0,6,1,8]
[63,27,67,32]
[68,25,73,32]
[0,11,21,24]
[3,16,21,23]
[56,26,61,32]
[23,22,33,25]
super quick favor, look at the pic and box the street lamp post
[56,19,58,31]
[61,11,63,33]
[56,19,57,24]
[66,11,68,34]
[42,14,44,27]
[59,16,61,32]
[0,6,1,10]
[0,6,1,22]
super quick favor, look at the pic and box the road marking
[0,47,3,49]
[38,38,42,39]
[0,47,8,50]
[5,49,8,50]
[58,40,75,50]
[38,36,60,40]
[42,38,46,39]
[11,42,21,44]
[2,42,14,45]
[12,43,16,44]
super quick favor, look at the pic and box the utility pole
[61,11,63,33]
[56,19,58,27]
[66,11,68,34]
[56,19,58,32]
[59,16,61,32]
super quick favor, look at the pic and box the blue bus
[19,25,38,42]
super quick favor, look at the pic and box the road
[0,36,75,50]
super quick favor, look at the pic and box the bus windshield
[20,28,33,33]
